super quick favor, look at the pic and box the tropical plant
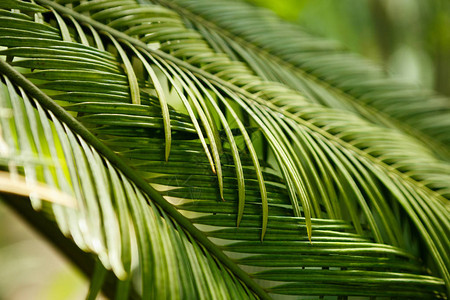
[0,0,449,299]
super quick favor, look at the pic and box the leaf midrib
[35,0,447,207]
[152,0,450,159]
[0,58,270,300]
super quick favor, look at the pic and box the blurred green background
[1,1,449,299]
[0,203,89,300]
[247,0,450,96]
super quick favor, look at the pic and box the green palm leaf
[0,65,262,298]
[0,0,448,298]
[155,0,450,159]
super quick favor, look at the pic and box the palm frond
[0,0,449,298]
[148,0,450,159]
[0,66,261,298]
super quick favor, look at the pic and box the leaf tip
[260,228,266,242]
[165,142,171,162]
[236,214,242,228]
[307,224,312,244]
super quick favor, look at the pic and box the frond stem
[0,58,270,300]
[152,0,450,159]
[33,0,450,216]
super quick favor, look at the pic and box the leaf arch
[0,0,448,298]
